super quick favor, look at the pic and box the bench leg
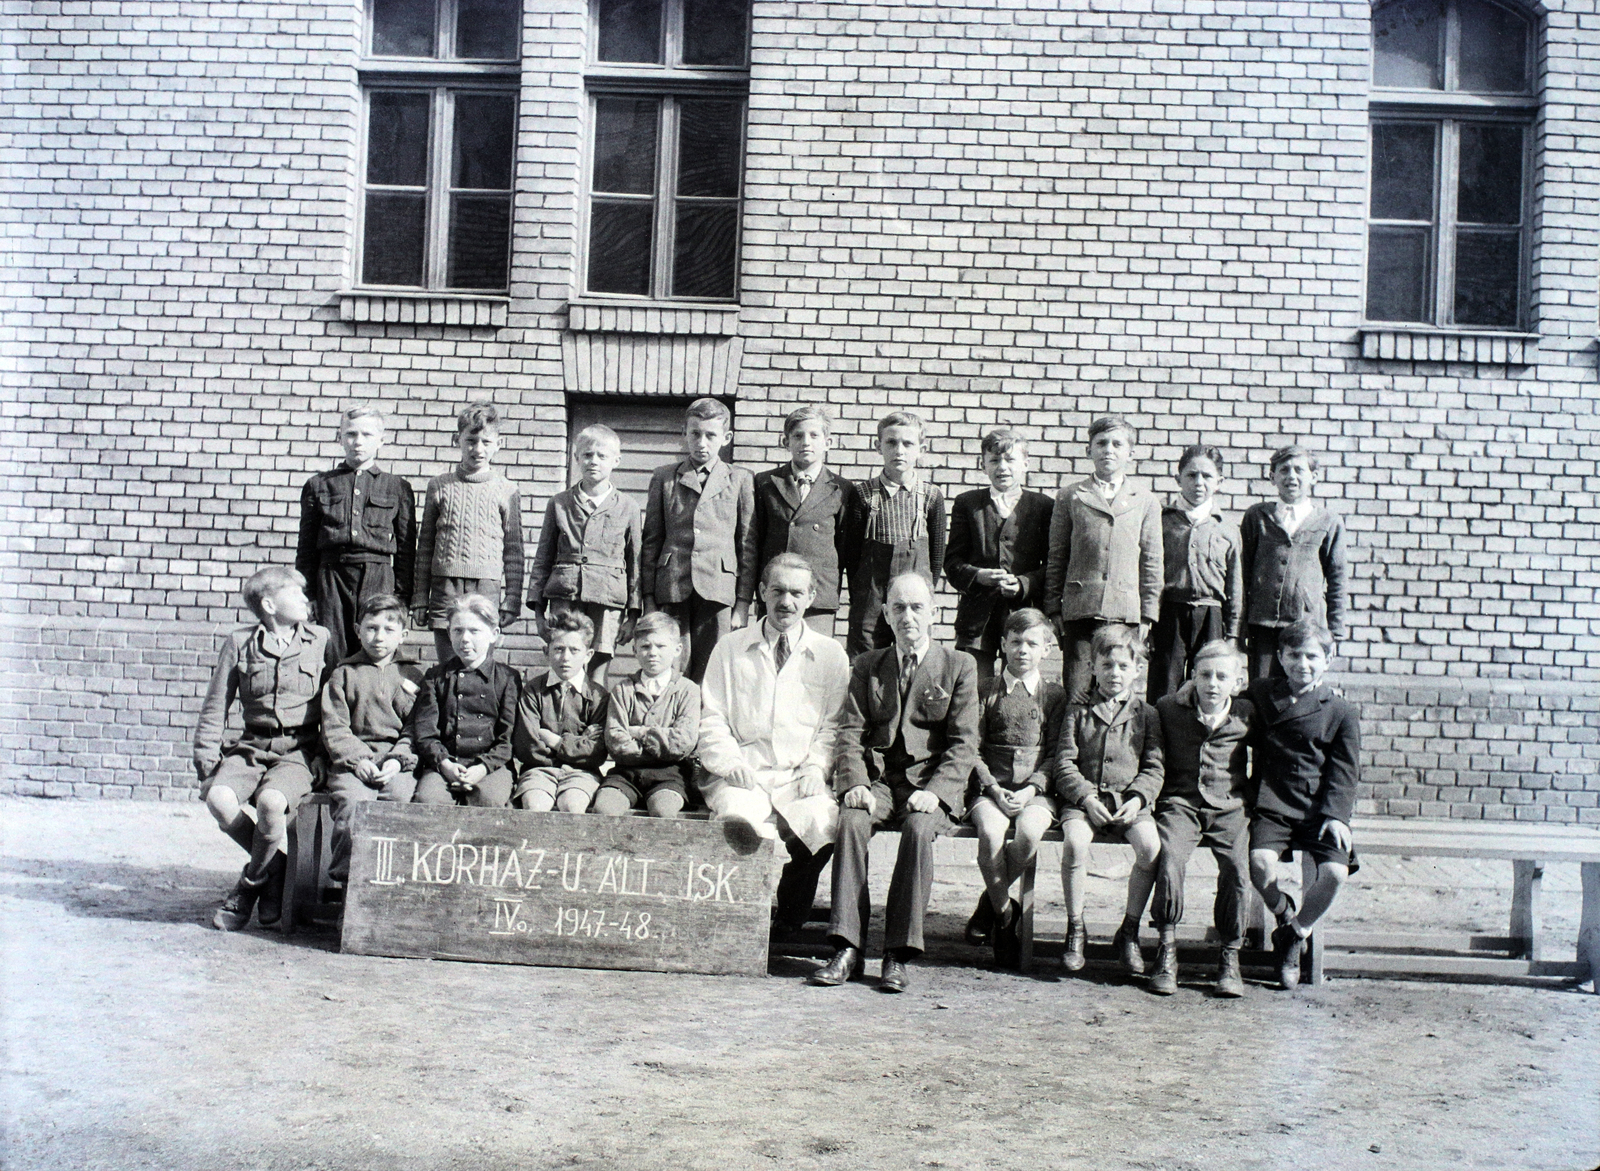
[1510,859,1542,961]
[281,814,303,936]
[1580,862,1600,995]
[1019,855,1036,974]
[1300,852,1324,986]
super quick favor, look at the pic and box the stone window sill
[338,290,508,328]
[1358,326,1537,365]
[567,300,740,336]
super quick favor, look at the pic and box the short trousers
[427,577,504,630]
[513,765,603,804]
[200,734,317,807]
[544,597,624,655]
[597,763,692,807]
[967,790,1059,822]
[1250,809,1359,872]
[1059,804,1157,840]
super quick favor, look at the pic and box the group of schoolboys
[195,396,1355,998]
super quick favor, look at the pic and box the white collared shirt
[1001,667,1040,695]
[991,486,1023,519]
[635,669,674,699]
[1091,475,1124,501]
[1276,498,1313,536]
[790,462,820,502]
[576,482,612,509]
[1195,699,1230,731]
[1180,496,1214,524]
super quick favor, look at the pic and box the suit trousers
[1152,802,1249,947]
[1057,617,1104,704]
[323,767,418,883]
[412,767,514,807]
[1146,600,1225,702]
[315,558,395,664]
[659,594,731,684]
[828,781,956,955]
[1245,624,1288,682]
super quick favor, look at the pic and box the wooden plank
[1510,859,1541,960]
[1320,954,1588,980]
[1314,930,1523,954]
[341,804,784,977]
[1581,862,1600,993]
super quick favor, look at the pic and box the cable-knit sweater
[413,467,524,607]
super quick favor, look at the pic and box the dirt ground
[1,798,1596,1171]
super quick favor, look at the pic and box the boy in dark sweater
[1147,639,1254,998]
[512,608,610,813]
[1247,618,1361,991]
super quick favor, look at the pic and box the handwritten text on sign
[341,804,783,977]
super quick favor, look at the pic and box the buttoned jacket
[408,655,520,773]
[1055,694,1165,811]
[1154,690,1254,812]
[193,622,334,772]
[296,463,417,597]
[1043,477,1163,624]
[1239,503,1348,638]
[1159,504,1243,638]
[1246,677,1361,826]
[526,486,642,611]
[945,487,1054,644]
[750,464,860,611]
[641,459,758,607]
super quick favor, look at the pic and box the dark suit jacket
[1155,691,1254,813]
[1246,678,1361,826]
[751,464,861,612]
[832,642,981,818]
[640,459,758,608]
[945,487,1054,644]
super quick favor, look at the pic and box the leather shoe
[1061,919,1086,972]
[965,895,997,946]
[1271,923,1304,991]
[212,867,263,932]
[1214,947,1245,998]
[991,899,1022,970]
[1148,930,1178,995]
[1113,921,1146,975]
[879,953,909,993]
[808,946,863,986]
[256,852,288,928]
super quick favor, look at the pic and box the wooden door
[565,397,734,510]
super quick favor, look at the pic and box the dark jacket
[1155,690,1254,812]
[1055,693,1165,812]
[526,486,643,612]
[408,655,520,774]
[1247,677,1361,827]
[296,464,417,599]
[1239,503,1348,638]
[320,650,425,772]
[832,642,981,819]
[641,459,759,607]
[968,675,1068,799]
[945,488,1054,646]
[1043,477,1163,625]
[751,464,860,612]
[1159,503,1243,638]
[513,672,609,771]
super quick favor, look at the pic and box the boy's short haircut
[761,551,815,589]
[632,610,680,641]
[981,428,1027,458]
[1088,414,1136,445]
[242,566,306,619]
[685,397,732,429]
[1277,618,1334,655]
[1191,638,1246,673]
[547,607,596,647]
[783,404,832,437]
[1002,607,1051,639]
[877,410,925,440]
[445,592,500,631]
[456,400,501,436]
[1090,622,1147,664]
[1269,443,1319,474]
[357,592,410,628]
[1178,443,1225,476]
[573,423,620,454]
[341,403,386,429]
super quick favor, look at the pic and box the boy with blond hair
[595,611,701,819]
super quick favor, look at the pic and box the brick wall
[2,0,1597,811]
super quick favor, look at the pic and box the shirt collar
[877,471,919,496]
[1091,474,1124,498]
[635,669,674,697]
[1193,694,1230,730]
[1278,499,1313,522]
[1177,496,1214,523]
[760,618,808,656]
[1002,667,1040,695]
[991,485,1023,515]
[453,653,496,677]
[896,635,930,664]
[546,670,588,694]
[790,462,822,483]
[576,482,612,506]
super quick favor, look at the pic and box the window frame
[579,0,751,305]
[1365,0,1538,332]
[353,0,521,294]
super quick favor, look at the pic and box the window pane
[455,0,519,59]
[673,202,738,298]
[453,93,516,190]
[1457,124,1523,225]
[368,91,431,188]
[596,0,662,63]
[448,194,511,288]
[1366,226,1430,322]
[372,0,435,57]
[1458,0,1529,93]
[682,0,748,66]
[1373,0,1443,88]
[1371,123,1435,221]
[593,98,658,194]
[589,201,655,295]
[363,192,428,285]
[676,101,742,198]
[1454,231,1520,326]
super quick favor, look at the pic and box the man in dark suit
[640,398,759,683]
[945,428,1054,684]
[750,405,863,637]
[810,572,981,992]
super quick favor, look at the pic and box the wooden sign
[340,804,784,977]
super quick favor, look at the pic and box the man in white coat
[698,552,851,936]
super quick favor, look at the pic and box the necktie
[774,633,790,673]
[900,652,918,701]
[794,472,814,503]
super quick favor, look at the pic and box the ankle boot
[1112,918,1145,975]
[1061,919,1086,972]
[1214,947,1244,998]
[1148,928,1178,995]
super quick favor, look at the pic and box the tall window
[583,0,750,302]
[1367,0,1535,329]
[357,0,520,291]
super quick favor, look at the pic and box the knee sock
[222,811,256,853]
